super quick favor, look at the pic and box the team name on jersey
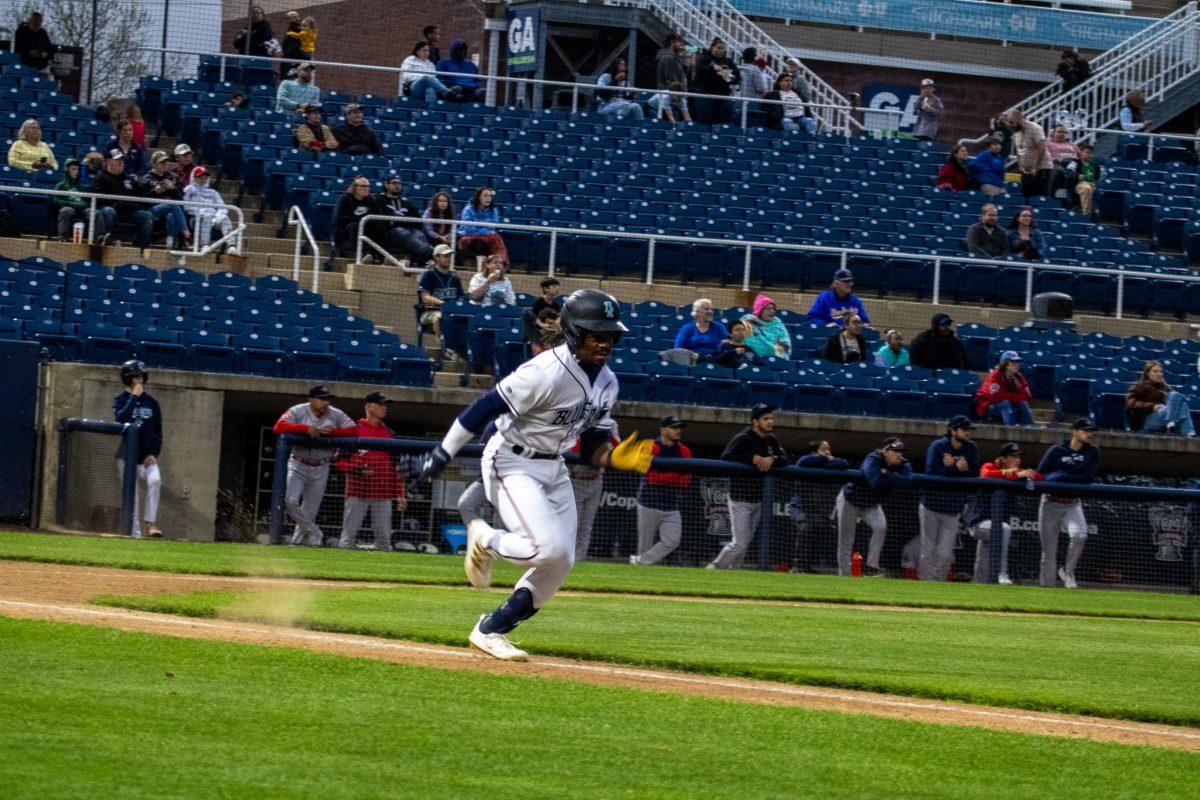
[552,400,609,428]
[132,406,155,421]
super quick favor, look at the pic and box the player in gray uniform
[273,384,356,546]
[571,459,606,562]
[1036,419,1100,589]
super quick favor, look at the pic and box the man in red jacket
[967,442,1042,584]
[630,416,692,565]
[335,391,408,550]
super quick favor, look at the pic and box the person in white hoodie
[400,42,461,104]
[183,166,234,252]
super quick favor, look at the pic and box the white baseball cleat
[465,519,495,589]
[997,572,1013,586]
[469,615,528,661]
[628,554,641,565]
[1058,568,1078,589]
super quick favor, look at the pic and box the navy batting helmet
[560,289,627,348]
[120,359,148,386]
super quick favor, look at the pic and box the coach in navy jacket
[919,417,980,580]
[1034,419,1100,588]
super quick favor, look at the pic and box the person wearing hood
[908,313,970,371]
[806,267,871,327]
[1126,360,1195,436]
[822,314,868,365]
[965,443,1042,584]
[437,38,481,103]
[919,416,980,581]
[374,171,432,265]
[836,437,912,577]
[54,158,111,241]
[693,38,737,125]
[742,293,791,359]
[1035,420,1100,589]
[976,351,1034,425]
[656,34,690,94]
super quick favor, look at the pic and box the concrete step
[433,371,493,390]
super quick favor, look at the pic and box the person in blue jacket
[969,137,1007,196]
[789,440,849,572]
[835,437,912,577]
[112,360,164,538]
[673,298,728,356]
[1036,419,1100,589]
[437,38,481,103]
[805,267,871,327]
[919,416,981,581]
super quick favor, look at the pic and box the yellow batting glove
[610,432,654,473]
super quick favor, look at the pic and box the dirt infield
[2,560,1197,752]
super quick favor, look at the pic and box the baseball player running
[1036,419,1100,588]
[919,416,980,581]
[835,437,912,576]
[274,384,357,546]
[113,360,164,538]
[419,289,653,661]
[335,391,407,550]
[631,415,692,566]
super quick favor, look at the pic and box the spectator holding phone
[468,254,516,307]
[8,119,57,172]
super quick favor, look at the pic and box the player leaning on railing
[418,289,654,661]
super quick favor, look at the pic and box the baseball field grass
[2,616,1197,800]
[97,583,1200,725]
[4,531,1200,620]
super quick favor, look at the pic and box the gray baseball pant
[338,497,393,550]
[286,459,329,546]
[1038,496,1088,587]
[573,475,604,562]
[835,489,886,576]
[918,505,962,581]
[969,521,1012,583]
[457,478,493,526]
[636,505,682,565]
[710,499,760,569]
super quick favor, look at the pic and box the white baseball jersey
[279,402,354,462]
[494,343,618,455]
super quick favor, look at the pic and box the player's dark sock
[479,587,538,635]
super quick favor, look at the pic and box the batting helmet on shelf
[120,359,148,386]
[560,289,628,349]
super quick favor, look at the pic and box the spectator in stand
[1056,51,1091,93]
[630,415,692,566]
[417,244,463,348]
[423,25,442,64]
[875,329,910,369]
[93,151,154,248]
[285,16,317,63]
[656,34,690,97]
[224,91,252,117]
[275,63,320,114]
[596,58,644,123]
[330,104,382,155]
[183,167,234,252]
[7,119,57,172]
[710,319,760,368]
[438,39,482,103]
[1064,143,1101,215]
[374,172,432,265]
[781,58,816,122]
[913,79,943,142]
[294,103,338,154]
[988,112,1015,160]
[966,442,1041,584]
[468,254,516,307]
[1120,90,1148,133]
[536,308,560,338]
[54,159,110,241]
[279,11,303,83]
[965,203,1008,258]
[970,137,1007,196]
[105,119,145,177]
[976,351,1035,426]
[333,176,382,257]
[139,151,190,250]
[125,105,146,148]
[693,38,738,126]
[1008,109,1053,198]
[171,144,197,190]
[737,47,769,104]
[806,267,870,327]
[919,416,980,582]
[743,293,791,360]
[822,314,868,364]
[524,277,565,342]
[335,391,406,551]
[458,187,509,263]
[15,12,55,72]
[763,73,813,135]
[1036,420,1099,589]
[674,298,728,357]
[909,313,970,371]
[936,145,973,191]
[423,190,455,247]
[80,151,104,186]
[647,81,690,123]
[1046,125,1078,165]
[836,438,912,577]
[1126,360,1196,437]
[232,6,274,59]
[1006,206,1044,260]
[532,277,564,316]
[401,43,462,104]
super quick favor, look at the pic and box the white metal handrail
[0,183,244,262]
[286,205,321,293]
[354,213,1193,320]
[1068,125,1200,160]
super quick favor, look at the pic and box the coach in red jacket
[335,391,407,551]
[630,416,692,565]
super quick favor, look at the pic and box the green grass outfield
[2,617,1197,800]
[5,531,1200,620]
[99,584,1200,726]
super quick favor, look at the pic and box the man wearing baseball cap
[709,403,791,569]
[919,416,981,581]
[417,243,464,350]
[171,143,196,189]
[92,148,154,247]
[976,350,1034,425]
[1035,419,1100,588]
[913,78,943,142]
[295,103,339,153]
[909,313,970,371]
[631,416,692,566]
[332,103,382,155]
[836,437,912,576]
[273,385,358,546]
[805,266,872,328]
[336,391,407,551]
[966,443,1042,584]
[374,171,433,265]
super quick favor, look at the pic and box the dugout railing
[56,417,141,536]
[268,433,1200,595]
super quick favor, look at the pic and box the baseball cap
[432,243,454,256]
[364,390,391,404]
[833,267,854,283]
[308,384,334,399]
[921,78,936,86]
[150,150,169,163]
[1072,418,1097,431]
[934,313,953,326]
[191,166,209,179]
[344,103,364,114]
[660,414,685,428]
[107,149,124,160]
[173,143,192,156]
[948,415,975,430]
[999,442,1023,457]
[1000,350,1023,362]
[750,402,774,420]
[382,170,402,183]
[882,437,906,452]
[303,103,323,113]
[297,62,315,71]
